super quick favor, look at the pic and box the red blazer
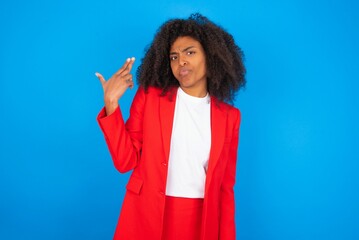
[97,86,241,240]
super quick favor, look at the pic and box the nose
[179,55,187,66]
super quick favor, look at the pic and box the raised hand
[96,57,135,115]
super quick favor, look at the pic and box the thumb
[95,72,106,85]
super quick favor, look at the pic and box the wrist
[104,96,118,106]
[104,97,119,116]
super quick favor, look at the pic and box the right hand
[96,57,136,115]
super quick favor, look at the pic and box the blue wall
[1,0,358,239]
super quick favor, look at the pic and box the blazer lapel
[206,98,227,187]
[159,88,178,163]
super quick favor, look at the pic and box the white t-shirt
[165,87,211,198]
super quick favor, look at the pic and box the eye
[170,55,177,61]
[186,51,196,56]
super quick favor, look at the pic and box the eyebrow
[170,46,196,55]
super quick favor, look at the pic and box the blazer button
[162,162,167,166]
[159,191,165,195]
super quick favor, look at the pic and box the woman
[96,13,246,240]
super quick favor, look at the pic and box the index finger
[115,57,136,75]
[126,57,136,72]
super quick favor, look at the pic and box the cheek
[170,63,177,76]
[199,61,207,76]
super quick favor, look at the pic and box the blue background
[1,0,358,239]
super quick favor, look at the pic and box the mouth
[179,68,190,77]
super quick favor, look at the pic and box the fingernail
[95,72,100,77]
[131,57,135,61]
[126,58,130,62]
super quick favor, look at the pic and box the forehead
[170,36,203,50]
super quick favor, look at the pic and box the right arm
[97,88,145,173]
[96,57,144,173]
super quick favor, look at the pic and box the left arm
[219,109,241,240]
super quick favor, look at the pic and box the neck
[179,86,208,98]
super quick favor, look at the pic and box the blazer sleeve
[97,87,146,173]
[219,108,241,240]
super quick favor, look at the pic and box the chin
[178,79,193,87]
[179,83,193,89]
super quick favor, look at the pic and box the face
[169,36,207,97]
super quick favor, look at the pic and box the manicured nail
[126,58,130,62]
[95,72,100,77]
[131,57,135,61]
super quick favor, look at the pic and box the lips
[179,68,190,77]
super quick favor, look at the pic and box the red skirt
[161,196,203,240]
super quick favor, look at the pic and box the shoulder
[133,85,162,101]
[144,86,162,94]
[213,98,241,127]
[227,104,241,120]
[140,85,178,102]
[213,98,240,116]
[138,85,164,96]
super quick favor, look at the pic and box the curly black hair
[136,13,246,103]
